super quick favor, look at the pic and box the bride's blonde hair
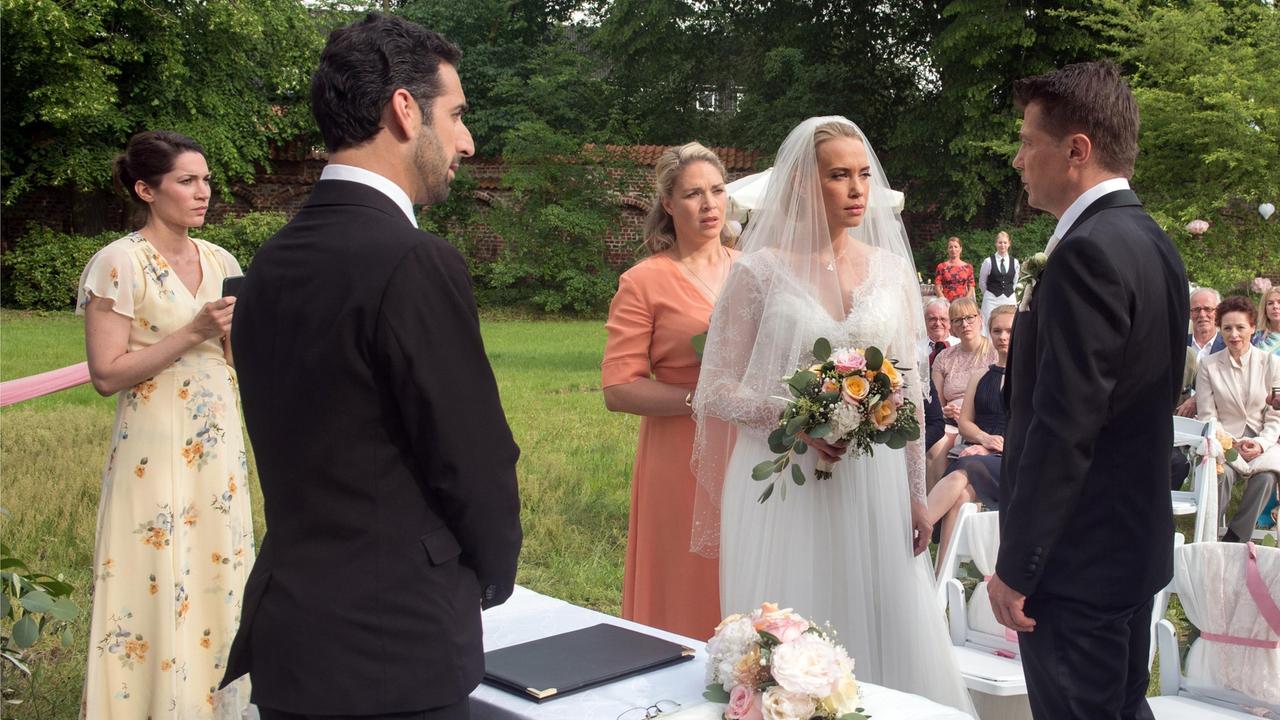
[813,121,863,147]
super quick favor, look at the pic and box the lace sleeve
[892,256,927,506]
[694,254,787,432]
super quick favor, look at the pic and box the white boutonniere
[1016,252,1049,311]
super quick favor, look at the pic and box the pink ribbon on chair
[1199,542,1280,649]
[0,362,91,407]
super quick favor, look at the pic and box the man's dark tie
[929,341,947,367]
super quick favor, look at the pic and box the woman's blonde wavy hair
[642,142,734,255]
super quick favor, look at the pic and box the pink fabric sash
[1201,542,1280,649]
[0,362,91,407]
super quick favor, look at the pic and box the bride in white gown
[692,116,975,714]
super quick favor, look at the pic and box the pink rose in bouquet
[831,348,866,373]
[727,685,764,720]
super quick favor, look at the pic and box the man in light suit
[222,14,521,719]
[991,62,1188,719]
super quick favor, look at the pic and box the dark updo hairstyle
[112,130,205,217]
[1216,295,1258,328]
[310,13,461,153]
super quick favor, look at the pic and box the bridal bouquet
[751,338,919,502]
[703,602,867,720]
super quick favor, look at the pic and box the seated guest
[1189,286,1226,360]
[927,297,997,487]
[1196,295,1280,542]
[926,304,1014,574]
[917,297,959,373]
[918,297,957,452]
[1254,285,1280,356]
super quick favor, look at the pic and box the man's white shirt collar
[1044,177,1130,257]
[320,164,418,228]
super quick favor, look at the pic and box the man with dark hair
[222,13,521,720]
[991,61,1188,719]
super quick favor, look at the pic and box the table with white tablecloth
[470,586,974,720]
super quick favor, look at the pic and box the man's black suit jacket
[999,188,1187,608]
[222,180,522,714]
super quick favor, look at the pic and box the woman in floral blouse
[77,131,254,719]
[934,236,975,302]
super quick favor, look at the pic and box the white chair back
[1171,415,1219,543]
[946,509,1019,656]
[1174,541,1280,708]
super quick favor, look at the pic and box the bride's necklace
[678,246,730,301]
[826,248,848,272]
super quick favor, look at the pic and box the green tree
[478,120,626,313]
[0,0,335,206]
[1073,0,1280,290]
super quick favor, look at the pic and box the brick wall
[3,144,952,267]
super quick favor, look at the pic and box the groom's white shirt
[1044,177,1130,257]
[320,164,418,228]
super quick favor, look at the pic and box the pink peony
[831,349,866,373]
[889,389,904,408]
[727,685,764,720]
[1253,277,1273,295]
[1185,219,1210,235]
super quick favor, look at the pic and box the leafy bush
[1,227,119,310]
[2,212,285,310]
[197,212,287,271]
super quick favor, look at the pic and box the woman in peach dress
[603,142,738,640]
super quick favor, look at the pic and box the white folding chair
[941,510,1028,700]
[1171,415,1219,543]
[934,501,978,610]
[1150,541,1280,719]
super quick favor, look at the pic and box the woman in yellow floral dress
[77,131,254,718]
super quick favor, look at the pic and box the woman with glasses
[927,297,998,486]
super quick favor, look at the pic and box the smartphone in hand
[221,275,245,298]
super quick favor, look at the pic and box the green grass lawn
[0,309,1196,715]
[0,309,637,715]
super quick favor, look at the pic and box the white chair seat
[1170,497,1197,516]
[1148,695,1260,719]
[950,645,1026,696]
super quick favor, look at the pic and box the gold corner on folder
[681,646,695,657]
[526,687,558,699]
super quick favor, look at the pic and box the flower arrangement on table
[750,338,919,503]
[703,602,868,720]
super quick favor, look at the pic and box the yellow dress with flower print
[76,232,254,719]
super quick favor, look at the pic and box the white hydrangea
[705,616,757,689]
[827,400,862,441]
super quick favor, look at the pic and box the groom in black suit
[991,62,1187,719]
[222,14,521,719]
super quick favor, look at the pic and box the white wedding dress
[716,248,975,714]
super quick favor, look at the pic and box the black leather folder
[482,623,697,702]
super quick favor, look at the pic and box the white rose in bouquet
[769,634,841,697]
[760,686,818,720]
[706,616,758,690]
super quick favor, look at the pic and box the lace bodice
[698,247,928,505]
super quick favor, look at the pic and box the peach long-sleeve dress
[603,254,723,641]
